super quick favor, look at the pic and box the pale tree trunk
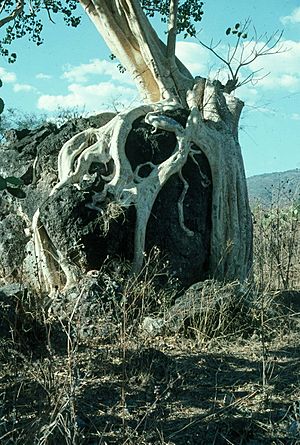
[80,0,193,104]
[29,0,253,293]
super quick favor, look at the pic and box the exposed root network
[31,78,252,293]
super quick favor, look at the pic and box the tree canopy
[0,0,80,62]
[0,0,203,63]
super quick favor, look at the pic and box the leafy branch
[0,0,24,29]
[141,0,204,38]
[0,0,81,63]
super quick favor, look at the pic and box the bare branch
[197,38,235,80]
[237,31,284,70]
[228,19,251,66]
[196,22,284,94]
[235,68,267,90]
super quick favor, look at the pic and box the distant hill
[246,169,300,207]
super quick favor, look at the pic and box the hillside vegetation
[247,169,300,207]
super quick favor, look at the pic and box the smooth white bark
[26,1,252,292]
[79,0,193,105]
[30,79,252,292]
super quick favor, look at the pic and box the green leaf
[6,187,26,199]
[226,28,231,35]
[235,23,240,29]
[0,98,4,114]
[242,33,248,39]
[6,176,24,187]
[0,176,7,191]
[0,79,2,88]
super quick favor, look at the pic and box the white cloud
[291,113,300,121]
[237,85,259,105]
[37,82,139,112]
[176,41,214,77]
[62,59,133,84]
[249,40,300,92]
[0,67,16,83]
[13,83,36,93]
[36,73,52,80]
[258,74,300,91]
[281,7,300,25]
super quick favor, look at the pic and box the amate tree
[1,0,255,292]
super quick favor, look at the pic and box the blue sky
[0,0,300,177]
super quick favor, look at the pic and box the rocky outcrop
[0,110,212,291]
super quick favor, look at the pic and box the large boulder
[0,110,212,290]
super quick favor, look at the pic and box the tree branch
[166,0,179,62]
[197,25,284,94]
[0,0,24,28]
[79,0,193,104]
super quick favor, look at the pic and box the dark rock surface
[0,211,29,280]
[126,109,212,287]
[147,152,212,287]
[0,110,212,289]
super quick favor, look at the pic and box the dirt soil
[1,310,300,445]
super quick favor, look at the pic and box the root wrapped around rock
[29,78,251,293]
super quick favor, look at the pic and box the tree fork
[80,0,194,104]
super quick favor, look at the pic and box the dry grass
[252,198,300,291]
[96,201,126,237]
[0,206,300,444]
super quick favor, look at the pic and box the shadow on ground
[1,331,299,444]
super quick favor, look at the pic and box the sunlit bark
[27,0,253,293]
[79,0,194,104]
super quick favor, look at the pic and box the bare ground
[0,287,299,445]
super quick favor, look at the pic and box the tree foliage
[0,0,204,63]
[141,0,204,37]
[0,0,80,62]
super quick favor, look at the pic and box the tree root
[29,78,252,293]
